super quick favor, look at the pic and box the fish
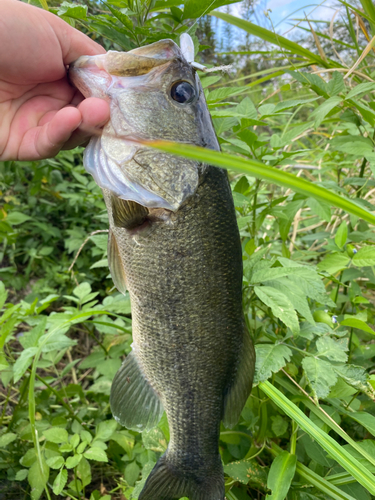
[69,35,255,500]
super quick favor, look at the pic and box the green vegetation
[1,0,375,499]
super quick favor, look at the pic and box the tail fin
[138,453,224,500]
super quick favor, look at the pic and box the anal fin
[108,229,127,295]
[223,330,255,428]
[110,352,164,432]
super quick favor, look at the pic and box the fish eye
[170,81,196,104]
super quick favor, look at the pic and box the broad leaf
[52,468,68,496]
[266,451,297,500]
[254,344,292,384]
[254,286,299,334]
[353,247,375,267]
[302,357,338,398]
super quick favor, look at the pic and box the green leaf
[95,420,117,442]
[327,71,346,96]
[43,428,69,444]
[28,459,49,500]
[15,469,29,481]
[266,451,296,500]
[57,1,87,20]
[278,200,305,240]
[0,432,17,447]
[19,316,47,350]
[251,265,317,284]
[224,458,267,487]
[13,347,38,383]
[70,433,80,449]
[73,282,92,300]
[125,460,140,486]
[46,456,65,469]
[103,2,133,30]
[307,197,332,222]
[6,212,31,225]
[206,86,249,103]
[302,357,338,398]
[90,258,108,269]
[254,344,292,384]
[350,413,375,437]
[352,246,375,267]
[335,222,348,249]
[273,96,320,112]
[334,364,370,393]
[142,427,168,453]
[77,457,91,487]
[312,96,342,128]
[0,281,7,310]
[300,434,336,467]
[317,253,350,274]
[147,141,375,226]
[316,337,348,362]
[52,468,68,496]
[331,135,374,156]
[83,447,108,462]
[132,460,156,499]
[340,318,375,335]
[360,0,375,33]
[260,381,375,495]
[254,286,299,334]
[271,415,288,437]
[183,0,239,20]
[266,278,315,325]
[65,454,82,469]
[346,82,375,100]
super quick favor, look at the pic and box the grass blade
[210,12,338,68]
[270,444,357,500]
[259,381,375,495]
[360,0,375,34]
[274,375,375,468]
[146,140,375,227]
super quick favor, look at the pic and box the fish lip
[69,54,107,71]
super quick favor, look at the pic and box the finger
[61,97,110,150]
[18,107,82,160]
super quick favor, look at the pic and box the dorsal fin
[111,195,149,230]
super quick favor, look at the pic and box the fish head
[69,38,219,211]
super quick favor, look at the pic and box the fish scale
[69,36,255,500]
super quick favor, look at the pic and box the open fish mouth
[68,37,210,211]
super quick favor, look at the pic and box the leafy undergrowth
[1,0,375,499]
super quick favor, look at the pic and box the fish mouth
[68,39,201,212]
[68,40,183,99]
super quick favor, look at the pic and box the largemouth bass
[69,36,255,500]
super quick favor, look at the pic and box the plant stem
[252,179,261,237]
[33,372,87,429]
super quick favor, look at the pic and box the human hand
[0,0,110,161]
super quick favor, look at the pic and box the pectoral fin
[223,330,255,428]
[110,352,164,431]
[108,229,127,295]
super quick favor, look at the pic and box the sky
[225,0,338,39]
[265,0,337,34]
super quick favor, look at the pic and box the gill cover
[69,37,217,211]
